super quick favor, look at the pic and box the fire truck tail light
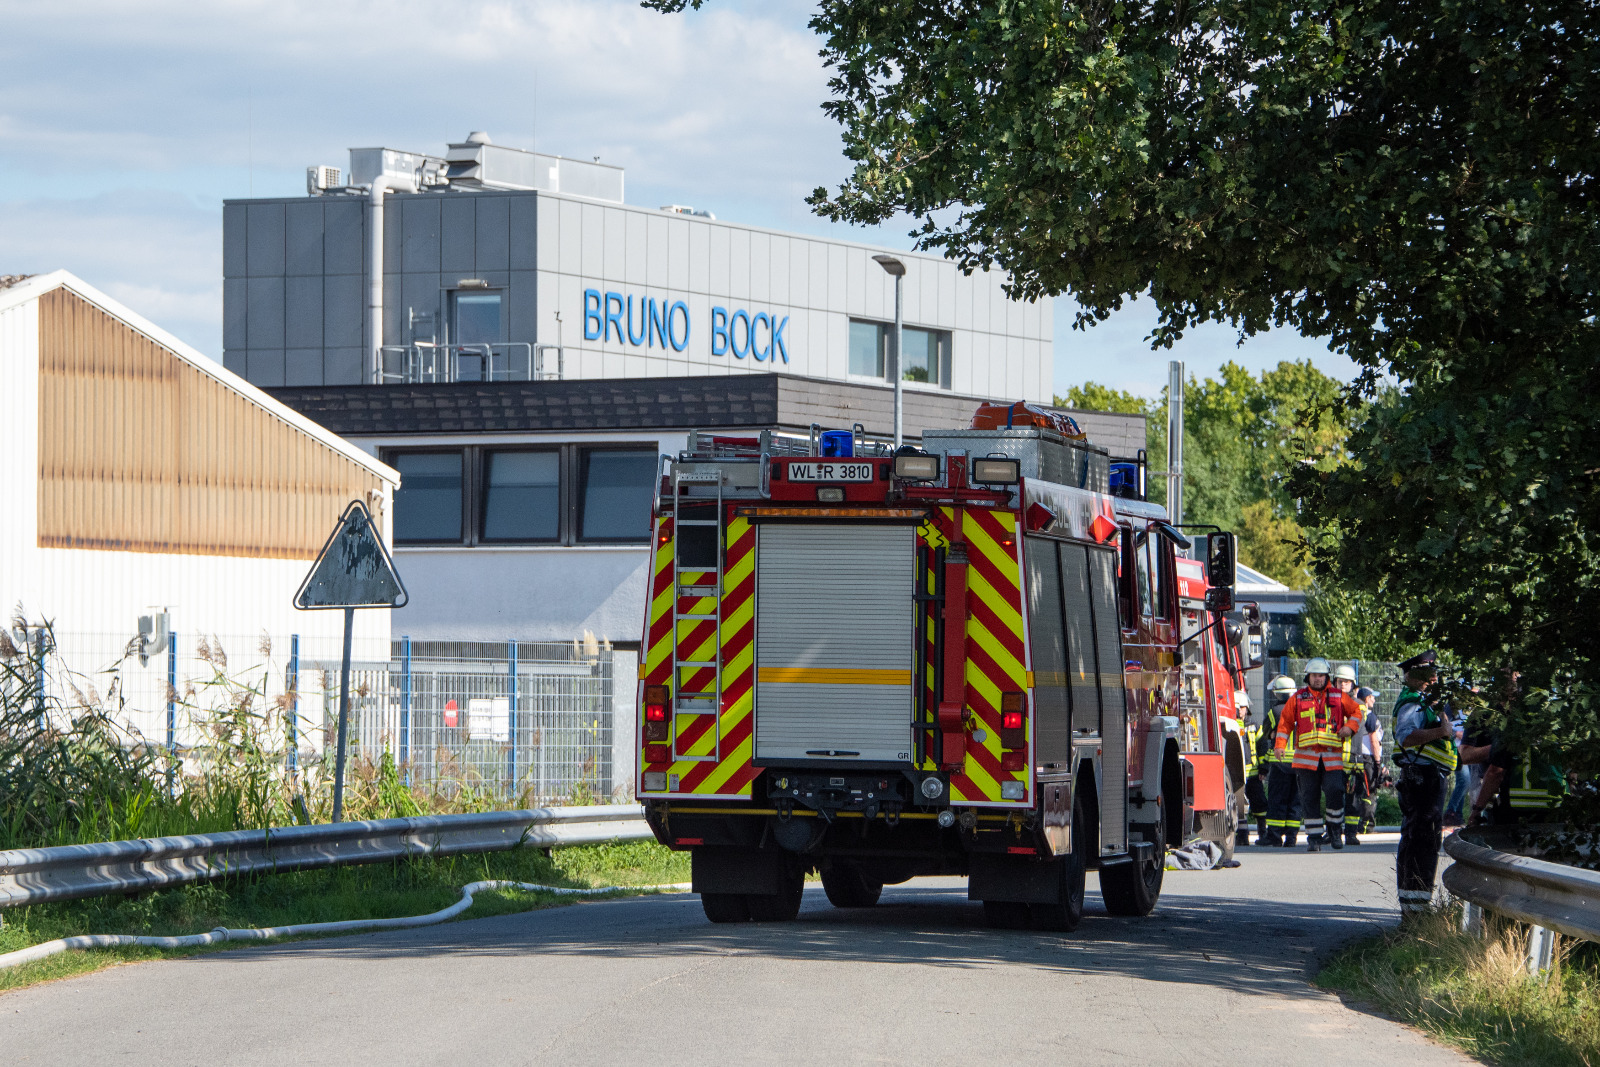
[656,517,673,547]
[1000,691,1026,747]
[1002,711,1024,730]
[642,771,667,791]
[644,685,670,725]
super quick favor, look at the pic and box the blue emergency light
[818,430,854,457]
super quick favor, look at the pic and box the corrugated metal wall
[37,288,385,559]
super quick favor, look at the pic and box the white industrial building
[0,271,399,740]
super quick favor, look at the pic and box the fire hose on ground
[0,879,681,971]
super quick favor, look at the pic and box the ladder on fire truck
[668,466,724,762]
[1178,599,1210,753]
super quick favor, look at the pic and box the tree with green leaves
[647,0,1600,833]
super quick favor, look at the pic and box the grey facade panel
[248,348,286,387]
[324,199,365,275]
[509,195,539,271]
[400,273,442,342]
[244,203,285,277]
[440,197,476,276]
[284,275,324,349]
[284,348,323,387]
[401,197,441,273]
[223,277,248,351]
[284,201,325,277]
[324,274,363,347]
[223,348,248,377]
[476,195,510,272]
[244,276,284,348]
[508,271,538,353]
[223,203,247,278]
[324,346,364,386]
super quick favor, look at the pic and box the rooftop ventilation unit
[306,165,342,195]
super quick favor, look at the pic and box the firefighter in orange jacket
[1274,657,1364,852]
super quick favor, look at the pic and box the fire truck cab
[638,409,1253,930]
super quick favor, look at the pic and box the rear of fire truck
[638,414,1234,931]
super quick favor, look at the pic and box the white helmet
[1333,663,1357,683]
[1305,657,1332,677]
[1269,674,1296,695]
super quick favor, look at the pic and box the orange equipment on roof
[969,401,1086,439]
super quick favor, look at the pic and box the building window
[481,450,560,542]
[579,449,658,542]
[849,320,886,378]
[393,451,464,543]
[903,326,951,387]
[452,291,503,346]
[850,318,951,388]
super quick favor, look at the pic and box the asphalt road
[1,836,1471,1066]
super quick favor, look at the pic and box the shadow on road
[186,868,1401,1002]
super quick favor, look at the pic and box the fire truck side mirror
[1206,532,1238,594]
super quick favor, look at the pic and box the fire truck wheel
[821,866,884,908]
[982,900,1033,930]
[1218,768,1242,864]
[1100,800,1166,917]
[701,893,752,923]
[1030,794,1088,932]
[746,867,806,922]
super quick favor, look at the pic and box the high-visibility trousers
[1266,762,1301,831]
[1294,759,1345,840]
[1345,756,1377,832]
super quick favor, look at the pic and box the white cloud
[0,0,1356,391]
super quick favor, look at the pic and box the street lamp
[872,254,906,447]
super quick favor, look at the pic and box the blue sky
[0,0,1352,399]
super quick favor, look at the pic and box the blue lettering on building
[583,288,782,362]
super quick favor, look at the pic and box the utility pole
[1167,359,1184,525]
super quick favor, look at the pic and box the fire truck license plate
[788,461,874,482]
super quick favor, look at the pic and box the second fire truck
[639,404,1259,930]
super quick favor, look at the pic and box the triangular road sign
[295,500,408,610]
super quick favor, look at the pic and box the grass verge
[1317,907,1600,1067]
[0,839,689,995]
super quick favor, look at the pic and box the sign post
[294,500,407,822]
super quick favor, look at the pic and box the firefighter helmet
[1334,664,1357,683]
[1304,657,1333,677]
[1269,675,1296,695]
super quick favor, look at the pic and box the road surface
[1,836,1469,1066]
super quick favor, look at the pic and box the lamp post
[872,254,906,447]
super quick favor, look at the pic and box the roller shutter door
[754,524,915,762]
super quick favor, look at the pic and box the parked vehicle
[637,408,1251,930]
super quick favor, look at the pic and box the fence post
[1528,924,1557,976]
[166,632,178,797]
[508,639,518,798]
[400,635,412,781]
[287,634,300,773]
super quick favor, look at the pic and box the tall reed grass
[1319,906,1600,1067]
[0,620,576,852]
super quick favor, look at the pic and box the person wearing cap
[1274,657,1364,852]
[1261,674,1301,847]
[1343,685,1383,844]
[1392,649,1457,917]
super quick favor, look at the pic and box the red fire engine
[638,407,1258,929]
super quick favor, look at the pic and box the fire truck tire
[1101,800,1166,917]
[821,866,883,908]
[982,900,1033,930]
[1030,794,1088,932]
[1218,767,1242,864]
[701,893,752,923]
[746,867,806,922]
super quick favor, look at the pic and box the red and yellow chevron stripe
[639,511,757,797]
[939,506,1030,806]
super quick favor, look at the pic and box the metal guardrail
[1443,827,1600,945]
[0,805,652,909]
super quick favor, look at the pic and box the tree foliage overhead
[649,0,1600,826]
[1062,360,1357,586]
